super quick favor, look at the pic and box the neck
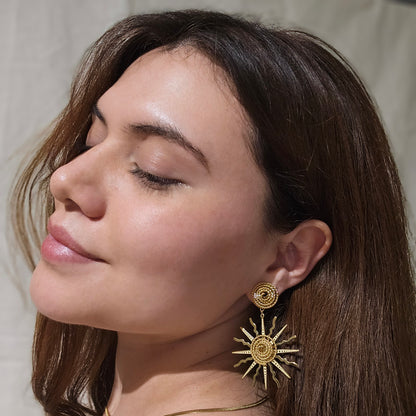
[107,311,263,416]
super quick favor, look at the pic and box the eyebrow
[92,104,209,171]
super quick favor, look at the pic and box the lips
[41,221,103,264]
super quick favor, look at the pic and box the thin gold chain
[104,395,268,416]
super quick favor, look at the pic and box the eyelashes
[130,165,184,191]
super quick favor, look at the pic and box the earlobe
[266,220,332,293]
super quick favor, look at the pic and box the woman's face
[31,47,275,339]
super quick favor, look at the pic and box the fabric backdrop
[1,1,415,414]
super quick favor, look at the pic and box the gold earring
[232,282,299,389]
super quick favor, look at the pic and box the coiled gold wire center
[250,335,277,365]
[251,282,278,309]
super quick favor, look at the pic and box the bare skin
[32,47,332,415]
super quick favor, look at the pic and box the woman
[10,9,416,416]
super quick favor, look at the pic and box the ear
[263,220,332,294]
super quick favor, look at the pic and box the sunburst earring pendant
[232,283,299,389]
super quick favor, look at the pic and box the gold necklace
[104,395,268,416]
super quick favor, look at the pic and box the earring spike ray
[241,327,254,341]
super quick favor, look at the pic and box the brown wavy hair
[10,9,416,416]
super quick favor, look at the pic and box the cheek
[113,196,259,279]
[104,193,265,331]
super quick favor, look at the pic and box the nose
[50,149,107,219]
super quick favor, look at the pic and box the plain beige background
[1,0,415,414]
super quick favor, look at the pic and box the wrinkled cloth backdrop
[1,1,415,414]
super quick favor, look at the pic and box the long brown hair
[10,9,416,416]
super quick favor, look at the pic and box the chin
[30,262,86,326]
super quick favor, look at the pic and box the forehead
[113,46,241,119]
[121,45,237,110]
[99,47,256,171]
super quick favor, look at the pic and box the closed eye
[130,165,184,191]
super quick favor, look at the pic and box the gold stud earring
[233,282,299,389]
